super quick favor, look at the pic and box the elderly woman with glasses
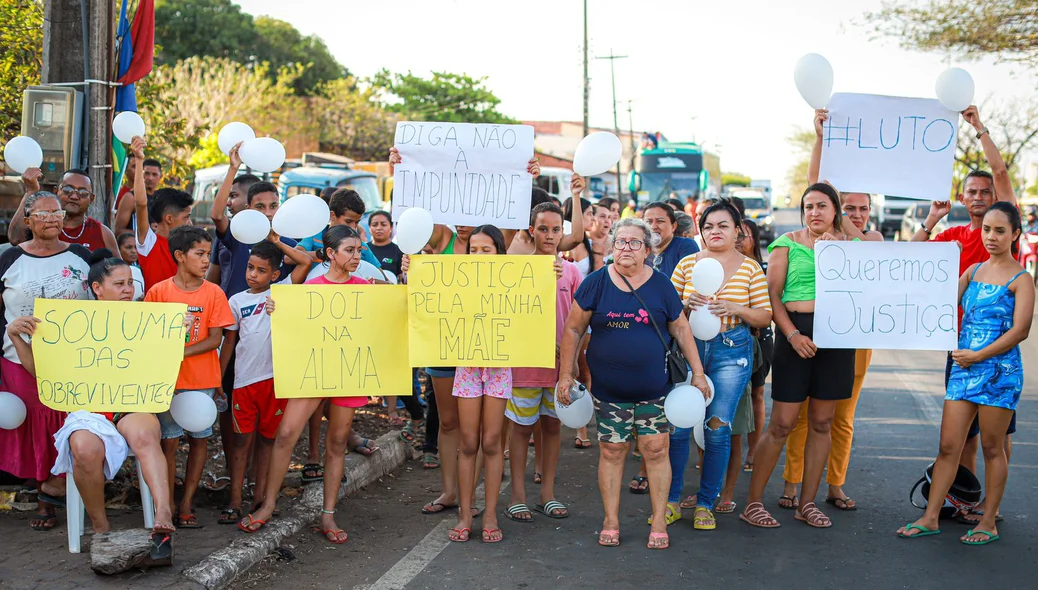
[558,217,710,550]
[0,191,92,530]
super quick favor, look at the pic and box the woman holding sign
[0,190,92,530]
[898,203,1034,544]
[740,183,856,529]
[7,250,176,558]
[240,225,373,544]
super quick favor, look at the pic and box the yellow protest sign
[33,299,188,413]
[407,255,556,368]
[271,284,411,398]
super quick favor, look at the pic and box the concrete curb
[181,431,409,590]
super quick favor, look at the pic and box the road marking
[355,451,523,590]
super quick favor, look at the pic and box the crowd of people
[0,103,1032,562]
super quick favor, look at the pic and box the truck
[728,188,775,242]
[628,141,721,206]
[873,195,921,239]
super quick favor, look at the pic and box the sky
[237,0,1035,198]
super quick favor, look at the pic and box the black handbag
[616,269,689,385]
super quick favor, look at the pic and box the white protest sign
[819,93,957,200]
[813,241,958,350]
[392,122,535,229]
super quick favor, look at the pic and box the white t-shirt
[226,278,291,389]
[0,245,92,363]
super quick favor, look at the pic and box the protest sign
[271,285,411,398]
[813,241,958,350]
[818,93,957,200]
[33,300,187,413]
[407,255,556,368]
[392,122,535,229]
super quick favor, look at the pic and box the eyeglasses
[58,185,92,199]
[613,238,644,251]
[28,210,67,221]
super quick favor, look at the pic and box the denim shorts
[425,367,457,379]
[157,388,219,440]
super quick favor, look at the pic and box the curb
[181,431,409,590]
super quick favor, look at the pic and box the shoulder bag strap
[614,266,671,351]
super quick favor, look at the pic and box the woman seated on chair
[7,250,175,558]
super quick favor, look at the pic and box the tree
[155,0,257,65]
[374,70,517,124]
[785,128,815,206]
[721,172,751,187]
[253,16,347,96]
[0,0,42,139]
[317,78,399,161]
[953,97,1038,195]
[863,0,1038,67]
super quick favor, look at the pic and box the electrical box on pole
[21,86,85,186]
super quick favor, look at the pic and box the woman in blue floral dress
[898,202,1034,546]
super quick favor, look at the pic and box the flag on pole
[114,0,154,113]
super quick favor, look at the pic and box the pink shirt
[513,259,583,388]
[305,272,371,407]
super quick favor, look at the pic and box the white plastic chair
[66,453,154,554]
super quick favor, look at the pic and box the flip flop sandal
[218,508,241,525]
[149,531,174,561]
[716,501,737,514]
[647,531,670,550]
[29,513,57,531]
[535,500,569,519]
[177,513,205,529]
[794,502,832,528]
[693,507,716,530]
[679,495,697,509]
[301,464,324,484]
[202,474,231,492]
[351,438,380,456]
[37,492,66,508]
[628,476,649,495]
[481,527,503,543]
[742,461,754,472]
[778,495,799,509]
[448,527,470,542]
[421,501,458,514]
[574,437,592,449]
[962,528,999,545]
[739,502,780,528]
[238,514,267,533]
[506,503,534,523]
[825,496,857,511]
[315,527,349,544]
[897,523,940,538]
[598,529,620,547]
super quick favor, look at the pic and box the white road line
[355,451,522,590]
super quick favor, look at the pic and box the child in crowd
[145,226,234,528]
[367,210,404,280]
[449,225,512,544]
[118,232,145,300]
[130,138,194,292]
[506,202,581,524]
[218,239,311,525]
[298,189,383,273]
[240,225,376,544]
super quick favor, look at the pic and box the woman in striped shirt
[667,201,773,530]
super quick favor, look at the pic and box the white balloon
[169,390,217,434]
[113,111,146,144]
[555,382,593,429]
[218,122,256,156]
[229,209,270,245]
[689,305,721,341]
[0,391,26,429]
[272,194,330,239]
[563,221,573,235]
[793,53,834,109]
[2,136,43,174]
[935,68,975,113]
[692,257,724,295]
[693,422,705,450]
[395,208,435,254]
[664,384,707,429]
[240,137,286,173]
[573,132,623,177]
[354,260,384,281]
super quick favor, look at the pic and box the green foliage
[253,16,346,96]
[187,132,226,170]
[0,0,42,139]
[863,0,1038,67]
[317,78,398,161]
[721,172,751,187]
[374,70,517,124]
[784,128,816,205]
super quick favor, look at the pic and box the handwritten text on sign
[270,285,411,398]
[819,93,957,200]
[407,255,556,367]
[33,300,188,412]
[392,122,535,229]
[813,241,958,350]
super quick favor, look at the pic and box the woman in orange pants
[781,349,872,510]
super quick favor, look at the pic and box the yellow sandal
[693,506,716,530]
[647,503,682,526]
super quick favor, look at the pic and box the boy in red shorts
[219,240,310,522]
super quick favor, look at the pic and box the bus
[628,141,721,206]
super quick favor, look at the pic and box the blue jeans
[668,324,753,507]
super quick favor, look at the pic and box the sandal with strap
[301,464,323,484]
[739,502,780,528]
[149,530,174,561]
[679,495,697,509]
[400,421,419,444]
[422,453,440,470]
[218,507,241,525]
[716,501,737,514]
[897,523,940,538]
[628,476,649,495]
[598,529,620,547]
[238,514,267,533]
[315,527,349,544]
[795,502,832,528]
[506,503,534,523]
[647,531,670,550]
[350,437,380,456]
[693,506,716,530]
[535,500,569,519]
[448,527,470,542]
[647,503,681,526]
[778,495,799,509]
[481,527,503,543]
[825,496,857,511]
[961,528,999,545]
[574,436,592,449]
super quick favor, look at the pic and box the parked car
[729,190,774,242]
[899,202,970,240]
[535,167,573,202]
[875,195,916,238]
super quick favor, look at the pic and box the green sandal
[962,528,999,545]
[897,523,941,538]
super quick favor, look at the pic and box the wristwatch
[976,127,990,139]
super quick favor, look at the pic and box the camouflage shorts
[594,397,669,444]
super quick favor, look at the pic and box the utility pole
[627,100,636,177]
[596,50,627,199]
[582,0,589,139]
